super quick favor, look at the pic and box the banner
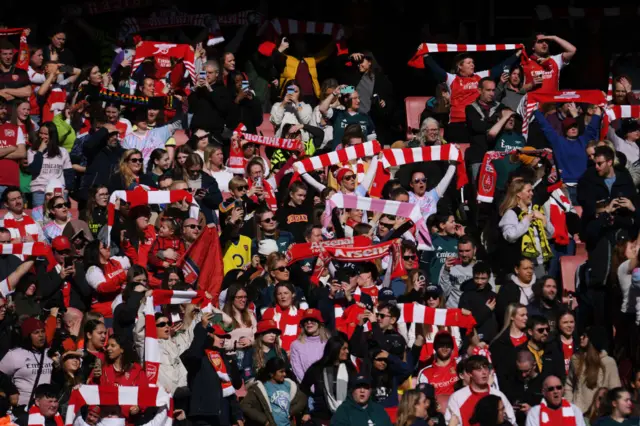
[177,226,224,306]
[286,236,371,265]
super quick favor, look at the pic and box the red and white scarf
[144,291,211,384]
[396,304,477,332]
[547,189,573,246]
[204,349,235,396]
[606,105,640,120]
[65,385,172,426]
[0,28,25,37]
[539,398,576,426]
[266,19,345,40]
[218,10,264,26]
[120,13,223,46]
[262,305,301,351]
[0,212,41,242]
[28,405,63,426]
[371,145,469,197]
[322,193,432,250]
[131,41,196,85]
[1,242,50,257]
[408,43,523,68]
[286,236,371,264]
[293,141,381,175]
[107,189,199,246]
[247,177,278,212]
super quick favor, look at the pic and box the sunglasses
[236,185,248,191]
[426,295,440,300]
[54,202,71,209]
[403,255,417,261]
[379,222,394,228]
[413,178,427,184]
[545,385,563,392]
[374,357,388,363]
[262,217,275,224]
[156,321,170,328]
[343,174,356,182]
[376,313,390,319]
[63,354,82,361]
[128,158,143,164]
[0,240,11,244]
[274,266,289,272]
[184,224,203,230]
[535,327,550,333]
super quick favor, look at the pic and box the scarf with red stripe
[226,124,275,175]
[396,304,477,333]
[120,13,223,46]
[539,398,576,426]
[247,177,277,212]
[370,145,469,198]
[408,43,524,68]
[236,123,304,151]
[43,88,67,122]
[293,141,381,175]
[262,305,301,351]
[322,194,431,250]
[0,213,41,242]
[131,41,196,85]
[204,349,235,396]
[28,404,63,426]
[285,236,371,265]
[547,189,572,246]
[107,188,199,246]
[144,291,209,384]
[258,19,345,56]
[64,385,172,426]
[218,10,264,26]
[0,27,29,70]
[606,105,640,120]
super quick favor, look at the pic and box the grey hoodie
[440,261,496,308]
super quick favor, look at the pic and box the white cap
[258,239,279,256]
[45,180,65,196]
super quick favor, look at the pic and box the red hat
[300,308,324,324]
[335,167,353,183]
[211,324,231,338]
[256,319,281,336]
[52,236,71,252]
[21,317,45,338]
[562,117,578,133]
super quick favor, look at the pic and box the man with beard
[525,315,565,382]
[527,277,562,334]
[521,34,576,93]
[417,331,459,410]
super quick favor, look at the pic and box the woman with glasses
[28,122,73,207]
[565,326,621,412]
[241,319,291,385]
[82,185,109,239]
[42,195,71,243]
[222,284,256,365]
[108,149,144,192]
[255,253,308,312]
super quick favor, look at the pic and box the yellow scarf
[528,342,544,372]
[517,205,553,262]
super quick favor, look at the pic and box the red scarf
[547,189,572,245]
[28,404,63,426]
[235,123,303,151]
[408,43,523,69]
[396,304,477,333]
[205,349,235,397]
[131,41,196,85]
[262,305,301,351]
[0,213,41,242]
[286,236,371,264]
[539,398,576,426]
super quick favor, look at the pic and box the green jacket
[330,395,393,426]
[53,114,77,152]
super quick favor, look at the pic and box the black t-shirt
[0,67,29,90]
[276,203,312,243]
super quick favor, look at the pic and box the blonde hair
[396,389,424,426]
[297,323,331,344]
[491,303,527,344]
[119,149,143,189]
[229,176,247,192]
[266,252,287,285]
[499,178,529,216]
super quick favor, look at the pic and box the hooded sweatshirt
[331,395,393,426]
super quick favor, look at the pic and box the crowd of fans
[0,10,639,426]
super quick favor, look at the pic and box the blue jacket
[534,111,601,184]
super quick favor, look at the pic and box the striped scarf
[28,405,63,426]
[0,213,41,242]
[409,43,523,68]
[396,304,477,332]
[539,398,576,426]
[293,141,381,175]
[262,305,301,351]
[107,189,199,246]
[265,19,345,40]
[204,349,235,396]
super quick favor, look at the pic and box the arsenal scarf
[144,291,211,384]
[107,189,199,246]
[539,398,576,426]
[61,0,153,17]
[262,305,301,351]
[204,349,235,396]
[236,123,303,151]
[409,43,523,68]
[96,87,174,110]
[266,19,345,40]
[371,145,469,198]
[1,242,51,257]
[322,193,432,250]
[65,385,172,426]
[0,28,25,37]
[131,41,196,85]
[28,404,63,426]
[286,236,371,265]
[606,105,640,120]
[520,90,607,137]
[247,177,277,212]
[547,189,572,246]
[119,12,223,46]
[0,214,41,242]
[397,304,477,333]
[293,141,381,175]
[218,10,264,26]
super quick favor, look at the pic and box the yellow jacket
[280,56,321,98]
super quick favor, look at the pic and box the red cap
[256,319,281,336]
[52,236,71,252]
[300,308,324,324]
[562,117,578,133]
[335,167,353,183]
[21,317,45,338]
[258,41,276,57]
[211,324,231,338]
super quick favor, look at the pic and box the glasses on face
[262,217,275,224]
[128,157,143,164]
[426,295,439,300]
[184,224,203,231]
[376,313,390,319]
[236,185,248,192]
[54,202,71,209]
[374,357,388,363]
[535,327,550,334]
[133,279,148,285]
[413,178,427,184]
[156,321,170,328]
[0,240,11,244]
[403,255,417,261]
[343,174,356,182]
[545,385,563,392]
[274,266,289,273]
[379,222,394,229]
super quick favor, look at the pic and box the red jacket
[148,235,186,273]
[121,225,156,267]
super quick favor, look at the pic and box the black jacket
[495,276,532,328]
[36,258,92,312]
[499,372,544,426]
[300,361,358,421]
[190,171,223,224]
[79,128,125,201]
[533,339,567,383]
[489,329,527,380]
[188,84,232,138]
[226,95,263,135]
[577,165,638,226]
[112,291,145,341]
[180,324,242,424]
[465,100,506,164]
[458,280,499,343]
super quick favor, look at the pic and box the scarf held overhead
[293,141,382,174]
[286,236,371,264]
[397,304,477,332]
[131,41,196,85]
[408,43,523,68]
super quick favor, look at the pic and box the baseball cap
[378,288,396,304]
[416,382,435,399]
[52,236,72,252]
[349,374,372,389]
[258,239,279,256]
[425,284,443,297]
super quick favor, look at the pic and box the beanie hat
[21,317,45,338]
[562,117,578,133]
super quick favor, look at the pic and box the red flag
[177,226,224,306]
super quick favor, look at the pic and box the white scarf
[323,363,348,413]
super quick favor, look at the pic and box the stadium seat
[257,113,275,137]
[457,143,470,157]
[405,96,431,139]
[560,253,587,293]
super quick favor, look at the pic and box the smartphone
[196,188,207,197]
[242,80,250,92]
[450,257,463,266]
[64,257,73,268]
[286,87,295,95]
[503,66,510,74]
[253,176,262,187]
[199,70,206,80]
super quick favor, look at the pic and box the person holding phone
[181,153,222,224]
[226,72,263,135]
[269,80,313,136]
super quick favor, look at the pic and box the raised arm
[542,35,577,63]
[422,55,449,82]
[488,109,515,140]
[435,164,457,198]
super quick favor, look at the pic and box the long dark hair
[121,265,148,303]
[31,122,61,158]
[601,387,629,417]
[222,283,253,329]
[161,266,187,290]
[312,336,349,368]
[147,148,168,174]
[83,185,108,222]
[105,334,139,372]
[257,357,287,383]
[83,240,103,270]
[469,395,503,426]
[83,319,105,342]
[359,51,383,76]
[78,64,99,89]
[11,99,36,143]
